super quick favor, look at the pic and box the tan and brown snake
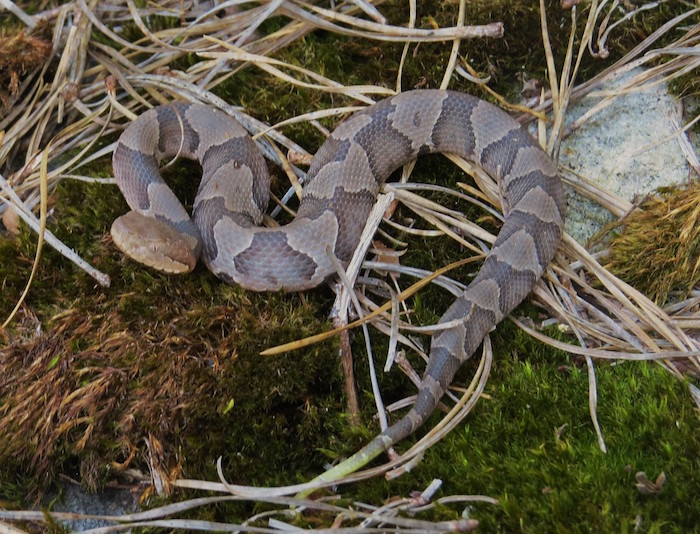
[111,89,566,484]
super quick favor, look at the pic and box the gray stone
[48,482,138,532]
[557,67,693,244]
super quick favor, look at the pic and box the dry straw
[0,0,698,531]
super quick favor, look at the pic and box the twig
[0,0,35,27]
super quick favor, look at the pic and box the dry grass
[0,0,698,531]
[599,182,700,303]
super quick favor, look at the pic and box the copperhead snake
[111,89,565,480]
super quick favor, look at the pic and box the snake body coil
[112,90,565,476]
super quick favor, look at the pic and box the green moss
[349,325,699,531]
[0,174,346,498]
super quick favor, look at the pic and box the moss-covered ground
[0,0,698,531]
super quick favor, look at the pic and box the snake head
[111,211,199,274]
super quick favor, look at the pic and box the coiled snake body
[112,90,565,481]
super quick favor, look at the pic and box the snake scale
[112,89,566,482]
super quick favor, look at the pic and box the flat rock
[557,67,693,244]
